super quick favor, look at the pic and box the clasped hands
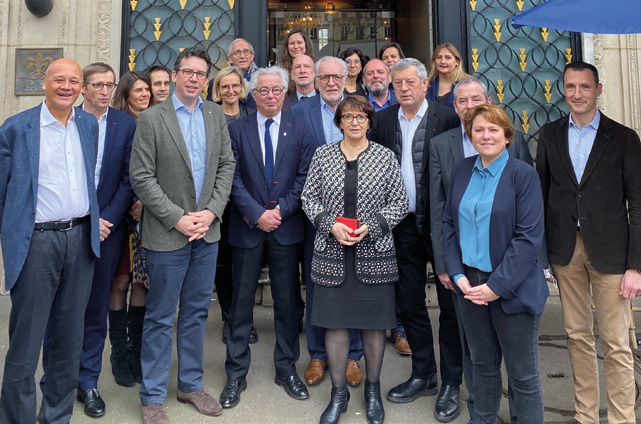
[455,276,499,306]
[257,209,281,232]
[175,209,216,242]
[331,222,369,246]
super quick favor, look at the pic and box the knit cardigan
[301,141,409,286]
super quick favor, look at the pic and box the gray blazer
[129,99,235,251]
[429,125,532,274]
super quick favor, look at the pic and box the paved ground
[0,284,639,423]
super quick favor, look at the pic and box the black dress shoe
[219,379,247,408]
[249,326,259,344]
[320,386,349,424]
[386,375,438,403]
[274,374,309,400]
[364,380,385,424]
[433,384,460,422]
[77,388,106,418]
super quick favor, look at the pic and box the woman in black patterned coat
[301,95,409,424]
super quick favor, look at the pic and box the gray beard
[368,85,387,97]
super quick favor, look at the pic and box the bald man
[0,58,101,423]
[283,54,317,111]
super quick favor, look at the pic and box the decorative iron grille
[468,0,580,155]
[122,0,236,77]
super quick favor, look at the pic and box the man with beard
[363,58,397,112]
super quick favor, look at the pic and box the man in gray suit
[130,47,235,424]
[428,76,532,422]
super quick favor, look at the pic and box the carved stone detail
[96,1,112,63]
[592,33,606,113]
[626,34,640,132]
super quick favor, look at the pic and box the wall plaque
[15,48,63,95]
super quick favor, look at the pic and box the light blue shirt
[453,149,509,283]
[368,89,397,112]
[398,99,428,212]
[568,110,600,183]
[461,124,478,158]
[173,93,207,206]
[320,96,343,145]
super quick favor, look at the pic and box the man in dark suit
[428,76,532,422]
[282,54,316,112]
[537,61,641,424]
[368,58,460,418]
[39,62,136,418]
[0,58,101,424]
[221,66,312,408]
[130,47,235,423]
[291,56,365,388]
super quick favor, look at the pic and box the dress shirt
[368,89,397,112]
[297,90,316,100]
[173,93,207,205]
[83,104,108,188]
[320,96,343,144]
[461,124,478,158]
[398,99,428,212]
[453,149,509,283]
[568,109,600,183]
[257,111,281,165]
[36,101,90,222]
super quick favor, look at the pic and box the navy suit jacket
[0,104,101,291]
[227,111,313,248]
[96,107,136,246]
[442,155,548,315]
[290,94,326,151]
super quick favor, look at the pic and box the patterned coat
[301,141,409,286]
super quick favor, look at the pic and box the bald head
[43,58,83,124]
[291,54,315,92]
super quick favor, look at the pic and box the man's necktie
[264,118,274,185]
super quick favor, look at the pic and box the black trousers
[225,233,301,381]
[0,221,95,424]
[214,203,233,322]
[393,215,462,383]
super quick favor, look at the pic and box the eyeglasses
[86,82,117,91]
[232,49,253,57]
[345,59,360,65]
[341,114,368,123]
[256,86,284,96]
[317,74,345,84]
[178,68,208,80]
[220,83,241,92]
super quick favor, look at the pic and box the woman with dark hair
[302,95,408,424]
[443,104,547,423]
[426,42,471,109]
[378,42,405,70]
[280,29,316,73]
[339,48,368,96]
[107,70,153,387]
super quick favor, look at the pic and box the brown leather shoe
[392,331,412,356]
[305,359,328,385]
[177,388,222,417]
[141,403,170,424]
[346,359,364,387]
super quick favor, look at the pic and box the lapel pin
[283,132,287,136]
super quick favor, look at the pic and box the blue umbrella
[512,0,641,34]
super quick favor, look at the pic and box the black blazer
[369,101,459,239]
[537,112,641,274]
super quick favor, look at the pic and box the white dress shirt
[257,111,281,165]
[36,102,90,222]
[83,104,108,188]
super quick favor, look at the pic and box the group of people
[0,31,640,424]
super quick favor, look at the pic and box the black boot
[319,386,349,424]
[108,308,135,387]
[364,380,385,424]
[128,305,145,384]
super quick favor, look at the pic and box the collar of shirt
[320,95,342,114]
[569,109,601,131]
[172,92,203,114]
[297,90,316,100]
[398,98,428,122]
[473,148,509,176]
[82,103,108,122]
[461,123,478,158]
[257,111,281,128]
[41,101,76,127]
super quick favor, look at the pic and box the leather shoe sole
[77,389,106,418]
[220,380,247,409]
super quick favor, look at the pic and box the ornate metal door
[468,0,581,155]
[121,0,237,76]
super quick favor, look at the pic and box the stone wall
[0,0,123,123]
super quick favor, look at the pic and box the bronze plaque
[15,48,63,95]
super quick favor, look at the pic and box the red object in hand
[336,217,361,237]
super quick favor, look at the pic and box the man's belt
[34,215,89,231]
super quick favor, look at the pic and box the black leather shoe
[77,388,106,418]
[386,375,438,403]
[320,386,349,424]
[274,374,309,400]
[364,380,385,424]
[220,379,247,408]
[249,326,258,344]
[434,384,460,422]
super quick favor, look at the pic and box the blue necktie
[264,118,274,186]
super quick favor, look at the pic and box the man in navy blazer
[291,56,365,388]
[40,62,136,418]
[222,66,312,408]
[0,58,101,424]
